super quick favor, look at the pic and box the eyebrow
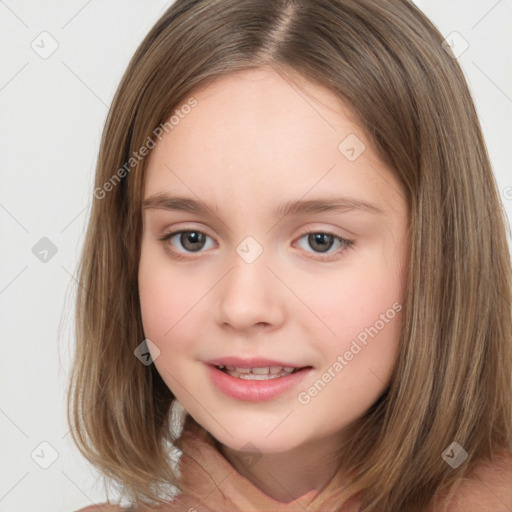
[142,193,385,217]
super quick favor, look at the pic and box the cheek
[138,243,191,346]
[139,267,171,341]
[305,259,403,340]
[299,291,401,427]
[303,252,403,396]
[138,243,215,375]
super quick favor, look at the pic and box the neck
[216,431,346,503]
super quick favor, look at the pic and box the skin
[138,66,409,502]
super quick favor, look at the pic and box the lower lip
[206,364,312,402]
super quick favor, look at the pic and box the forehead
[143,67,402,217]
[167,67,360,150]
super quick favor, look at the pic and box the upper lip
[205,356,308,368]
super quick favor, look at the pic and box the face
[138,67,408,455]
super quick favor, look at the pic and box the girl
[68,1,512,511]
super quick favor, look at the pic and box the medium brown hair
[67,0,512,510]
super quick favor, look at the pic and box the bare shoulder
[437,449,512,511]
[74,504,126,512]
[74,501,184,512]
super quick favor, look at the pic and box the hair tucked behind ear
[67,0,512,510]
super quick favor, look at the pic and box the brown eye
[295,231,353,260]
[160,230,213,255]
[307,233,335,253]
[178,231,207,252]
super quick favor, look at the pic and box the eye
[159,229,353,261]
[159,229,214,259]
[294,230,353,261]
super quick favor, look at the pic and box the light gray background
[1,1,511,511]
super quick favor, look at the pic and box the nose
[214,256,285,332]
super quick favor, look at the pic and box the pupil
[309,233,333,253]
[181,231,204,251]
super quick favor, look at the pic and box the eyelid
[293,228,354,262]
[158,223,354,261]
[158,221,352,240]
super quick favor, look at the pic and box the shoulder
[74,505,126,512]
[436,449,512,511]
[74,499,209,512]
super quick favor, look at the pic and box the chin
[204,417,307,453]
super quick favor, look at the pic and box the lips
[206,363,312,401]
[205,356,306,369]
[217,365,299,380]
[203,356,313,400]
[207,357,310,377]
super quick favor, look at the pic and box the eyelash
[158,228,354,262]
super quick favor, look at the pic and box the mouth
[206,362,313,401]
[213,364,310,380]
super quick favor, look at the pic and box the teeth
[216,364,299,380]
[237,373,279,380]
[250,367,269,374]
